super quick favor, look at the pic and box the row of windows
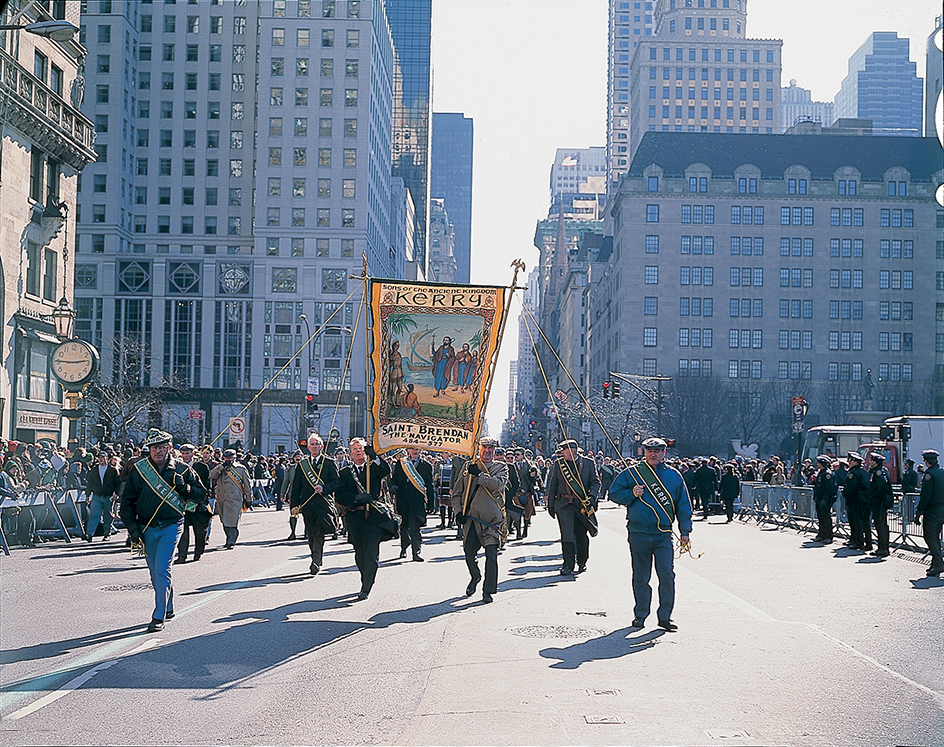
[649,86,773,101]
[270,116,357,137]
[677,359,712,377]
[115,208,359,234]
[649,66,773,83]
[268,87,359,107]
[272,27,361,48]
[728,360,763,379]
[679,328,713,347]
[131,148,357,177]
[271,57,359,77]
[877,332,914,352]
[647,105,774,122]
[648,44,770,65]
[829,362,912,382]
[644,296,918,323]
[827,331,865,351]
[79,238,356,259]
[729,329,762,349]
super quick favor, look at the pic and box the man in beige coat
[210,449,252,549]
[452,437,508,603]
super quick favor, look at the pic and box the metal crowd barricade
[250,477,276,508]
[738,483,938,557]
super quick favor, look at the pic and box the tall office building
[75,0,400,452]
[835,32,923,137]
[781,79,834,132]
[427,198,457,284]
[430,112,472,284]
[386,0,432,280]
[0,0,94,443]
[927,16,943,140]
[626,0,782,158]
[607,0,655,185]
[548,146,607,220]
[602,129,942,432]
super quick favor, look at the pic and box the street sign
[189,409,205,420]
[581,421,591,434]
[229,417,246,437]
[791,396,808,434]
[792,421,805,433]
[307,376,320,395]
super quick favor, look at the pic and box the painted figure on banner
[388,341,404,408]
[431,337,456,396]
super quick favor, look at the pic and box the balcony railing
[0,47,96,170]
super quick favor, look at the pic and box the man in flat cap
[210,448,252,549]
[914,449,944,576]
[867,452,893,558]
[609,437,692,632]
[120,429,206,632]
[842,452,870,551]
[546,439,600,576]
[452,437,508,603]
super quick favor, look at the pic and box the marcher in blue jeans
[143,520,184,621]
[85,494,113,540]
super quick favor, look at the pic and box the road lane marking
[4,640,160,720]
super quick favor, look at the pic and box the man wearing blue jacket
[609,437,692,632]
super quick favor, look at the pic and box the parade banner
[369,279,508,455]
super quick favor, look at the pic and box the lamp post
[0,20,80,41]
[52,295,75,339]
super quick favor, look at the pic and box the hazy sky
[428,0,940,436]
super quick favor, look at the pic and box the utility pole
[608,372,672,438]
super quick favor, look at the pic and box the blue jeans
[628,531,676,622]
[86,494,113,537]
[142,521,184,621]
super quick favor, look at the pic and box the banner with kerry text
[369,279,508,456]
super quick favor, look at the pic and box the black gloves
[364,444,377,460]
[914,515,921,526]
[454,512,463,525]
[354,493,372,506]
[173,473,190,494]
[129,528,142,543]
[467,464,481,476]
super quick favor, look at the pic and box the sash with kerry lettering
[299,457,325,490]
[134,458,187,515]
[400,457,426,494]
[628,461,676,531]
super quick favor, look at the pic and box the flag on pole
[369,279,508,456]
[554,389,568,402]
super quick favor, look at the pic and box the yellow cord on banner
[206,285,361,447]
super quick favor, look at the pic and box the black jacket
[120,456,207,536]
[868,466,894,509]
[335,458,391,510]
[86,464,121,497]
[390,457,435,519]
[290,454,339,524]
[812,468,837,507]
[916,464,944,518]
[842,465,869,506]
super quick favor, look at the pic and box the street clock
[50,339,99,389]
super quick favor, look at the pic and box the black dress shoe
[310,562,320,575]
[481,592,493,604]
[286,534,297,541]
[398,549,407,559]
[173,558,187,565]
[658,619,678,632]
[926,567,943,577]
[146,619,164,633]
[356,591,369,601]
[576,564,587,574]
[412,555,424,562]
[165,610,176,620]
[631,618,645,628]
[465,576,480,597]
[559,568,574,576]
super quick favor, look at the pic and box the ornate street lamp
[51,295,75,339]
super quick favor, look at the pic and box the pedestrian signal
[602,381,610,399]
[611,380,621,398]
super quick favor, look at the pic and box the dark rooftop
[627,132,943,181]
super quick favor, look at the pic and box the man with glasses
[609,438,692,632]
[120,429,206,633]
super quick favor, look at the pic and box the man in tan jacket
[452,437,508,604]
[210,449,252,549]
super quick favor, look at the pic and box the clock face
[51,340,98,387]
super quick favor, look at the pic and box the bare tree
[661,375,728,455]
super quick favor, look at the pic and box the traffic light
[602,381,610,399]
[299,439,307,449]
[666,438,676,448]
[305,394,318,414]
[611,379,620,398]
[90,424,106,439]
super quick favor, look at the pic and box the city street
[1,501,941,747]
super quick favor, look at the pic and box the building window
[643,328,657,347]
[646,204,659,222]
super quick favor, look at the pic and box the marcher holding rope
[289,433,339,575]
[120,429,206,633]
[609,437,692,632]
[546,439,599,576]
[210,449,252,549]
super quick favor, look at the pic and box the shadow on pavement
[0,625,146,665]
[541,627,665,669]
[909,576,944,589]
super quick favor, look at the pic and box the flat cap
[179,443,196,451]
[223,448,237,458]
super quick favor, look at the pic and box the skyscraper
[781,79,834,132]
[607,0,655,186]
[75,0,400,452]
[386,0,432,280]
[835,32,923,137]
[430,112,473,284]
[626,0,782,158]
[548,146,607,220]
[926,16,943,140]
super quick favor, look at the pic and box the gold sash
[134,459,187,516]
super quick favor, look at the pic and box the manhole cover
[99,583,153,592]
[508,625,605,638]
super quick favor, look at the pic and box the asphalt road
[1,500,942,747]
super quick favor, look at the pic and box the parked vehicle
[856,416,944,483]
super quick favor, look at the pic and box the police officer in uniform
[914,449,944,577]
[811,455,837,543]
[842,452,870,551]
[121,429,206,632]
[290,433,339,575]
[546,439,600,576]
[867,452,893,558]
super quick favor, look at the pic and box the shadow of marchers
[181,564,360,595]
[0,624,148,666]
[541,627,665,669]
[506,562,564,576]
[909,576,944,589]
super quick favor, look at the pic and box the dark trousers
[922,509,944,571]
[399,511,423,557]
[848,501,870,548]
[556,503,590,570]
[815,502,834,540]
[870,498,890,553]
[463,526,498,594]
[223,525,239,547]
[628,531,675,622]
[347,512,382,594]
[722,495,735,521]
[304,512,332,567]
[177,511,210,560]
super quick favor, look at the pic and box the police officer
[914,449,944,577]
[867,452,893,558]
[811,455,837,543]
[842,452,870,551]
